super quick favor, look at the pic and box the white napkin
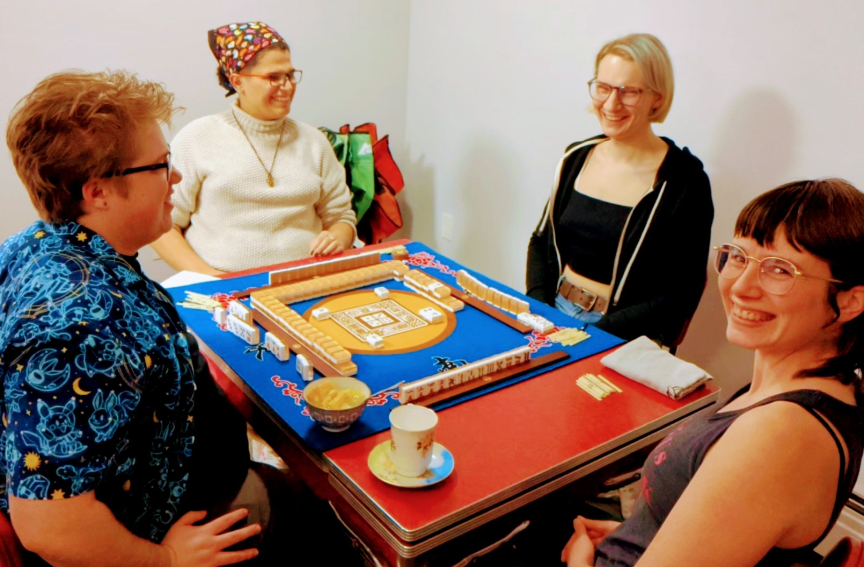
[600,336,712,400]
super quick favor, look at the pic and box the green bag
[319,127,375,222]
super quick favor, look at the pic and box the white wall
[5,1,864,395]
[1,0,410,281]
[402,0,864,397]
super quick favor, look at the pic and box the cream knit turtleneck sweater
[170,103,356,272]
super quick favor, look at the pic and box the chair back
[0,512,25,567]
[821,537,864,567]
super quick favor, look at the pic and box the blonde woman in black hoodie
[527,33,713,347]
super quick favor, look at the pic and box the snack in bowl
[303,377,371,432]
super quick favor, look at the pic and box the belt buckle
[580,288,598,311]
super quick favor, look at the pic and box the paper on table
[601,336,712,400]
[161,270,220,288]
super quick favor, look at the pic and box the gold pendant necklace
[233,110,285,187]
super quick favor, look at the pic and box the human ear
[228,73,244,94]
[835,285,864,324]
[80,178,112,213]
[650,93,663,113]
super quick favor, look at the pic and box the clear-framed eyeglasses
[236,70,303,87]
[713,243,846,295]
[587,79,651,107]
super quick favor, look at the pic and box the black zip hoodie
[526,136,714,347]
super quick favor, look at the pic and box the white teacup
[389,404,438,477]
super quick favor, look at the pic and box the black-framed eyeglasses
[104,152,173,182]
[588,79,652,107]
[713,243,846,295]
[235,70,303,87]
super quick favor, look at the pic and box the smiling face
[719,232,841,357]
[592,55,662,141]
[232,48,296,121]
[107,120,181,252]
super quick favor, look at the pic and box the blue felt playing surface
[168,243,624,452]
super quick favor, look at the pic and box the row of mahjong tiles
[170,242,624,452]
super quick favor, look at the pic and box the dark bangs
[735,179,864,285]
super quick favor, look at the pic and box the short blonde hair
[594,33,674,123]
[6,70,181,222]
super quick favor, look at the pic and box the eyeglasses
[713,243,846,295]
[235,70,303,87]
[588,80,651,107]
[104,152,173,183]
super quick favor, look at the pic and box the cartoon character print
[53,289,115,323]
[154,474,188,526]
[17,475,51,500]
[0,222,200,541]
[24,348,72,392]
[2,432,21,472]
[56,463,104,494]
[20,398,86,458]
[149,421,175,467]
[2,378,26,415]
[88,389,140,442]
[75,334,128,379]
[9,321,72,349]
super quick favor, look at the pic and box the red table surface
[324,351,719,536]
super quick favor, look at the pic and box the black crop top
[557,188,631,285]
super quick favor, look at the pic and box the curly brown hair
[6,70,182,222]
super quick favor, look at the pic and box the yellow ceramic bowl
[303,377,371,432]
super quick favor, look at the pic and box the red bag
[340,123,405,244]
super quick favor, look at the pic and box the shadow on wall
[679,87,797,402]
[451,135,521,286]
[392,144,434,245]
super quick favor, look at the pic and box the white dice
[374,287,390,299]
[365,333,384,349]
[419,307,443,324]
[312,307,331,321]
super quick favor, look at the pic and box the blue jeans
[554,293,604,325]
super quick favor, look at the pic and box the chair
[821,537,864,567]
[0,512,25,567]
[668,272,707,356]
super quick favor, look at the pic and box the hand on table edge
[309,222,355,256]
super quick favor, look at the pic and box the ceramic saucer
[367,441,454,488]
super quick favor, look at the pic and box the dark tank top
[557,189,631,285]
[595,388,864,567]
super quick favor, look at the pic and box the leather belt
[559,280,609,314]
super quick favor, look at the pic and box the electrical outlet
[442,214,454,241]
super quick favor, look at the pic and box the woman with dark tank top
[526,33,713,347]
[562,179,864,567]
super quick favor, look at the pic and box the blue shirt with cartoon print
[0,221,196,542]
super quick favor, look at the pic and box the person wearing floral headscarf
[152,21,356,275]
